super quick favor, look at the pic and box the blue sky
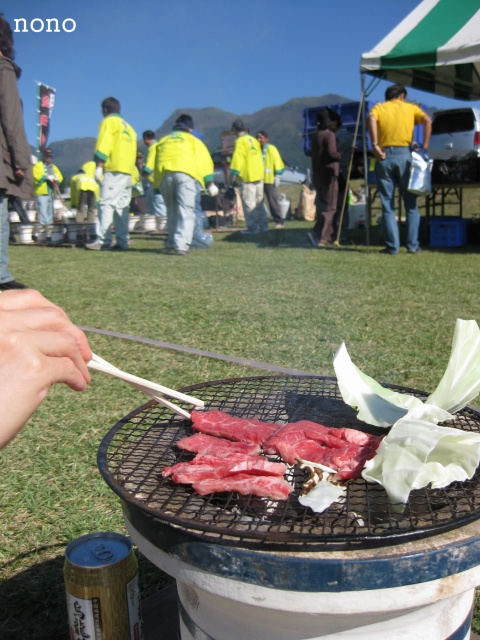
[6,0,469,148]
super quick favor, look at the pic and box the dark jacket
[311,128,340,190]
[0,56,33,199]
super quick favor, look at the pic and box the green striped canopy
[360,0,480,100]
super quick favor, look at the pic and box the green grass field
[1,205,480,638]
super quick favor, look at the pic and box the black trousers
[264,183,283,225]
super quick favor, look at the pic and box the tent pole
[361,73,370,245]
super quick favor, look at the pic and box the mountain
[47,94,353,182]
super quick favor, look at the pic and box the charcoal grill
[98,374,480,551]
[97,375,480,640]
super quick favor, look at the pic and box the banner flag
[36,82,56,154]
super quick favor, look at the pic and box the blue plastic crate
[429,217,468,248]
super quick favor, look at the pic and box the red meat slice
[192,473,293,500]
[263,419,383,480]
[176,433,261,457]
[191,409,279,445]
[162,455,287,485]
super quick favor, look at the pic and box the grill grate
[97,376,480,550]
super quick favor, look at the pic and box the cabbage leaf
[362,405,480,509]
[333,342,441,427]
[427,319,480,413]
[333,319,480,509]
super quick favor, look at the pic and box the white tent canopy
[361,0,480,101]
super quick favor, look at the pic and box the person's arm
[422,113,432,152]
[0,290,92,449]
[367,113,386,161]
[326,131,342,161]
[0,64,31,177]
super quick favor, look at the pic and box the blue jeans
[375,146,419,253]
[160,171,197,252]
[190,182,213,248]
[147,186,167,217]
[0,194,13,284]
[37,193,55,226]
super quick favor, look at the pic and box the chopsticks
[87,353,204,419]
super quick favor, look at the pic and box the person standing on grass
[0,15,34,290]
[142,129,167,221]
[328,109,353,244]
[33,148,63,242]
[367,84,431,255]
[86,97,137,251]
[256,131,285,229]
[229,119,266,234]
[307,109,341,247]
[154,114,218,256]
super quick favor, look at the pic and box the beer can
[64,531,143,640]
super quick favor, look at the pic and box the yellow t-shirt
[370,100,426,147]
[229,134,264,183]
[94,114,137,174]
[153,131,214,188]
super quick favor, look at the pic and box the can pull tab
[92,543,116,564]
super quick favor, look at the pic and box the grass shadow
[0,548,171,639]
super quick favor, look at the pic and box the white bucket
[278,198,290,220]
[27,210,37,222]
[127,518,480,640]
[18,224,35,244]
[129,215,140,232]
[157,216,167,232]
[142,215,157,232]
[9,212,20,223]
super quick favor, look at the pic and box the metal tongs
[87,353,204,419]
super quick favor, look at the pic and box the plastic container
[128,215,140,232]
[429,217,469,248]
[18,224,35,244]
[277,194,290,220]
[142,215,157,232]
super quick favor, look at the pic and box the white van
[429,107,480,159]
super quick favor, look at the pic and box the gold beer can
[64,532,143,640]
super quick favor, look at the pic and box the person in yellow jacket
[154,114,218,255]
[229,120,266,234]
[256,130,285,229]
[33,148,63,240]
[70,161,100,223]
[142,130,167,219]
[86,97,137,251]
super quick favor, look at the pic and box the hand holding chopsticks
[87,353,204,419]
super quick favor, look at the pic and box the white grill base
[126,519,478,640]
